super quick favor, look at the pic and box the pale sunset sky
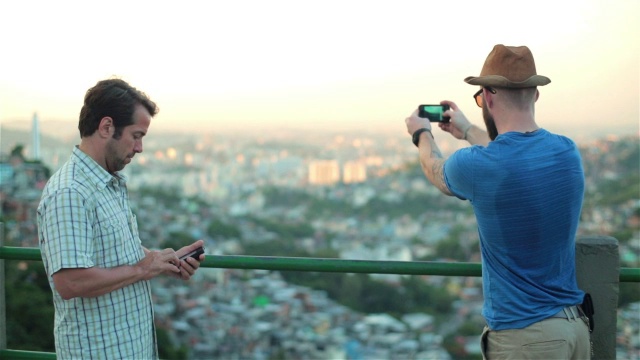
[0,0,638,141]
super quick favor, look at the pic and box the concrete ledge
[576,235,619,360]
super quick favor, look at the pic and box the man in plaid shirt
[37,78,205,359]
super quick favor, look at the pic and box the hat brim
[464,75,551,88]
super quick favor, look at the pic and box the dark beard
[105,139,128,174]
[483,105,499,141]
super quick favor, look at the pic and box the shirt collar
[70,146,127,189]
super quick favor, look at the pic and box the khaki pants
[481,316,591,360]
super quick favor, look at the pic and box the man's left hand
[173,240,205,280]
[405,108,431,135]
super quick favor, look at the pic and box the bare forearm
[417,132,453,196]
[53,247,181,300]
[53,265,146,300]
[464,125,490,147]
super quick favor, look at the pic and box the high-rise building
[32,112,41,160]
[342,161,367,184]
[308,160,340,185]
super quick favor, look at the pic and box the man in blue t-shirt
[404,44,591,359]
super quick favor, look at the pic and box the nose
[134,140,143,153]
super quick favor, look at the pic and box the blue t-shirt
[444,129,585,330]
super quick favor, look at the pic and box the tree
[5,260,55,352]
[207,219,241,239]
[10,144,25,160]
[157,327,188,359]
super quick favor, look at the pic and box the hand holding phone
[418,104,450,122]
[179,246,204,262]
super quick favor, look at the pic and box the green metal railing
[1,246,639,360]
[1,246,639,280]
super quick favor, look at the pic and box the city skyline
[1,115,638,172]
[0,0,638,140]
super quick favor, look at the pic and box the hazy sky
[1,0,638,140]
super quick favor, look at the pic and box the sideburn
[483,106,499,141]
[112,126,124,140]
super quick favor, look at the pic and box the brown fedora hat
[464,44,551,88]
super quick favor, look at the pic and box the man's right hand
[439,100,490,146]
[137,248,181,280]
[438,100,473,140]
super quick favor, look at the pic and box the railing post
[1,222,6,351]
[575,235,619,360]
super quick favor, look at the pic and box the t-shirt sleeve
[444,148,474,201]
[39,187,95,276]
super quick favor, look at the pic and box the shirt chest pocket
[94,206,143,267]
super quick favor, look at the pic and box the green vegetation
[243,237,455,318]
[157,327,188,360]
[4,260,54,352]
[207,219,242,239]
[594,173,640,207]
[619,283,640,308]
[277,271,454,317]
[262,183,471,220]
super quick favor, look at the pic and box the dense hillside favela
[2,124,639,359]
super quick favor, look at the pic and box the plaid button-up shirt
[37,146,157,359]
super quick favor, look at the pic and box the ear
[534,89,540,102]
[484,88,494,108]
[98,117,114,138]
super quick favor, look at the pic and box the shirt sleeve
[39,187,95,276]
[444,147,475,201]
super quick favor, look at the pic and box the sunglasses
[473,87,497,108]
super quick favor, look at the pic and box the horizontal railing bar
[0,246,480,276]
[1,246,638,282]
[620,267,640,283]
[0,247,42,261]
[205,255,482,276]
[0,349,56,359]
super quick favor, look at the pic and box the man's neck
[78,138,107,171]
[496,111,539,134]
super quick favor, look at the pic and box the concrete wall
[576,236,619,360]
[0,226,5,351]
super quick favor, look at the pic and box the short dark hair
[78,78,159,138]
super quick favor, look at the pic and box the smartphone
[418,104,450,122]
[179,246,204,261]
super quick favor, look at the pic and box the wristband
[412,128,433,147]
